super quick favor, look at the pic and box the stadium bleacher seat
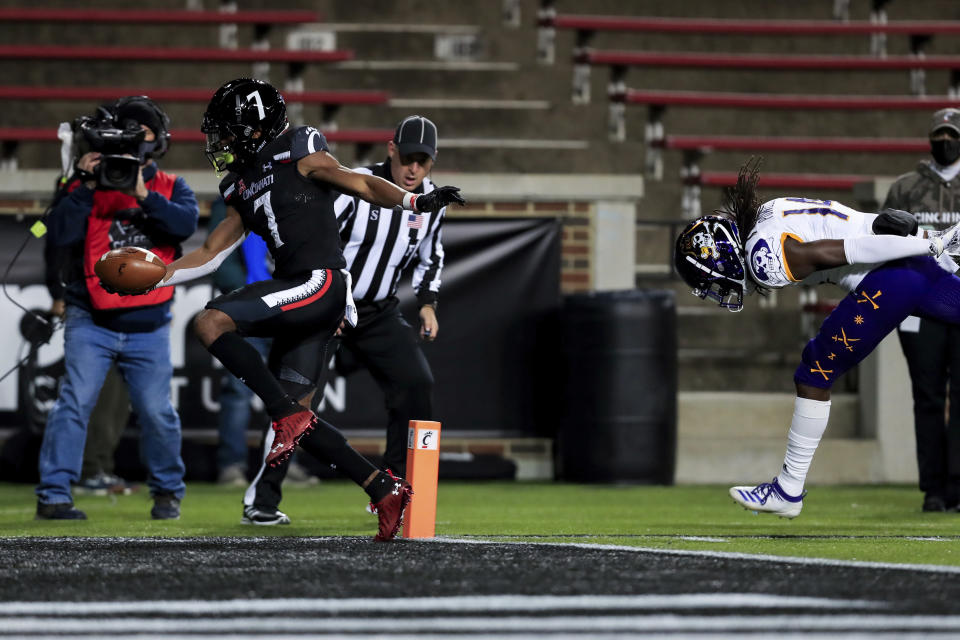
[536,6,960,65]
[613,88,960,179]
[573,50,960,104]
[678,170,878,219]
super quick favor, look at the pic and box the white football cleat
[729,478,804,519]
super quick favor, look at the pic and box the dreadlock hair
[716,157,763,236]
[714,157,769,295]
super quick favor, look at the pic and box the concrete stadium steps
[675,391,872,484]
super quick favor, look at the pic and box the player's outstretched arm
[299,151,464,213]
[156,205,246,288]
[785,233,944,281]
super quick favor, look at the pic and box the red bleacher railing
[580,50,960,71]
[0,128,393,145]
[549,15,960,36]
[661,135,927,154]
[0,45,353,64]
[621,89,960,110]
[699,171,867,191]
[0,8,321,24]
[0,86,389,105]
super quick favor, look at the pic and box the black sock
[207,332,297,418]
[298,418,379,488]
[365,470,399,503]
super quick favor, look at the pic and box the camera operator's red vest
[79,171,178,310]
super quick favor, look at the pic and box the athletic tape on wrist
[403,192,417,211]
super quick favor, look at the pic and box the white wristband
[402,192,417,211]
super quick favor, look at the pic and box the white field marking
[5,615,960,633]
[679,536,729,542]
[0,593,880,616]
[907,537,949,541]
[16,636,960,640]
[437,538,960,574]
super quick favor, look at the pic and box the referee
[242,115,447,524]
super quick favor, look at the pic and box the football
[94,247,167,294]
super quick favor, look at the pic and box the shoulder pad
[281,126,328,163]
[746,234,792,289]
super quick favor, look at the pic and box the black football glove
[415,186,465,213]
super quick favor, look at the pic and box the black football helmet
[201,78,287,174]
[674,216,747,312]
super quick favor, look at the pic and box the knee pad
[277,378,314,405]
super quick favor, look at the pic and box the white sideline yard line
[439,537,960,574]
[0,593,880,616]
[11,636,960,640]
[3,614,960,633]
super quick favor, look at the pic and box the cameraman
[35,96,198,521]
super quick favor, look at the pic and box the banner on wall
[0,216,562,437]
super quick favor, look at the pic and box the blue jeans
[36,305,185,504]
[217,336,271,471]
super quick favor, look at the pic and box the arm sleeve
[138,176,199,240]
[412,210,445,306]
[843,234,931,265]
[157,233,246,288]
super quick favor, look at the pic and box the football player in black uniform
[149,78,463,540]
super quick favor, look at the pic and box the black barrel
[556,290,677,483]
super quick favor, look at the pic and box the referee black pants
[897,317,960,503]
[246,297,434,511]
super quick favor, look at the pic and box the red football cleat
[373,470,413,542]
[266,409,317,467]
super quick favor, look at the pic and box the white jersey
[744,198,878,292]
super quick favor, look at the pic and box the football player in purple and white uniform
[675,160,960,518]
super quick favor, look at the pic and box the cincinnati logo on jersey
[242,174,275,201]
[749,238,781,283]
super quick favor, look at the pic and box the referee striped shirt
[334,161,445,306]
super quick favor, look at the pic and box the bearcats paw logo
[750,239,781,282]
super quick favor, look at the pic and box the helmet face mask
[675,216,747,312]
[201,78,287,174]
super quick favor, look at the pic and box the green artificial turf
[3,481,959,567]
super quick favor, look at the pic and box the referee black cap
[393,115,437,160]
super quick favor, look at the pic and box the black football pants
[246,297,434,511]
[897,317,960,502]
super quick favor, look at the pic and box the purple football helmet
[674,216,747,312]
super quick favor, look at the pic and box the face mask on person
[137,139,159,162]
[931,138,960,166]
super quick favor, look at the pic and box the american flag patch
[407,213,423,229]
